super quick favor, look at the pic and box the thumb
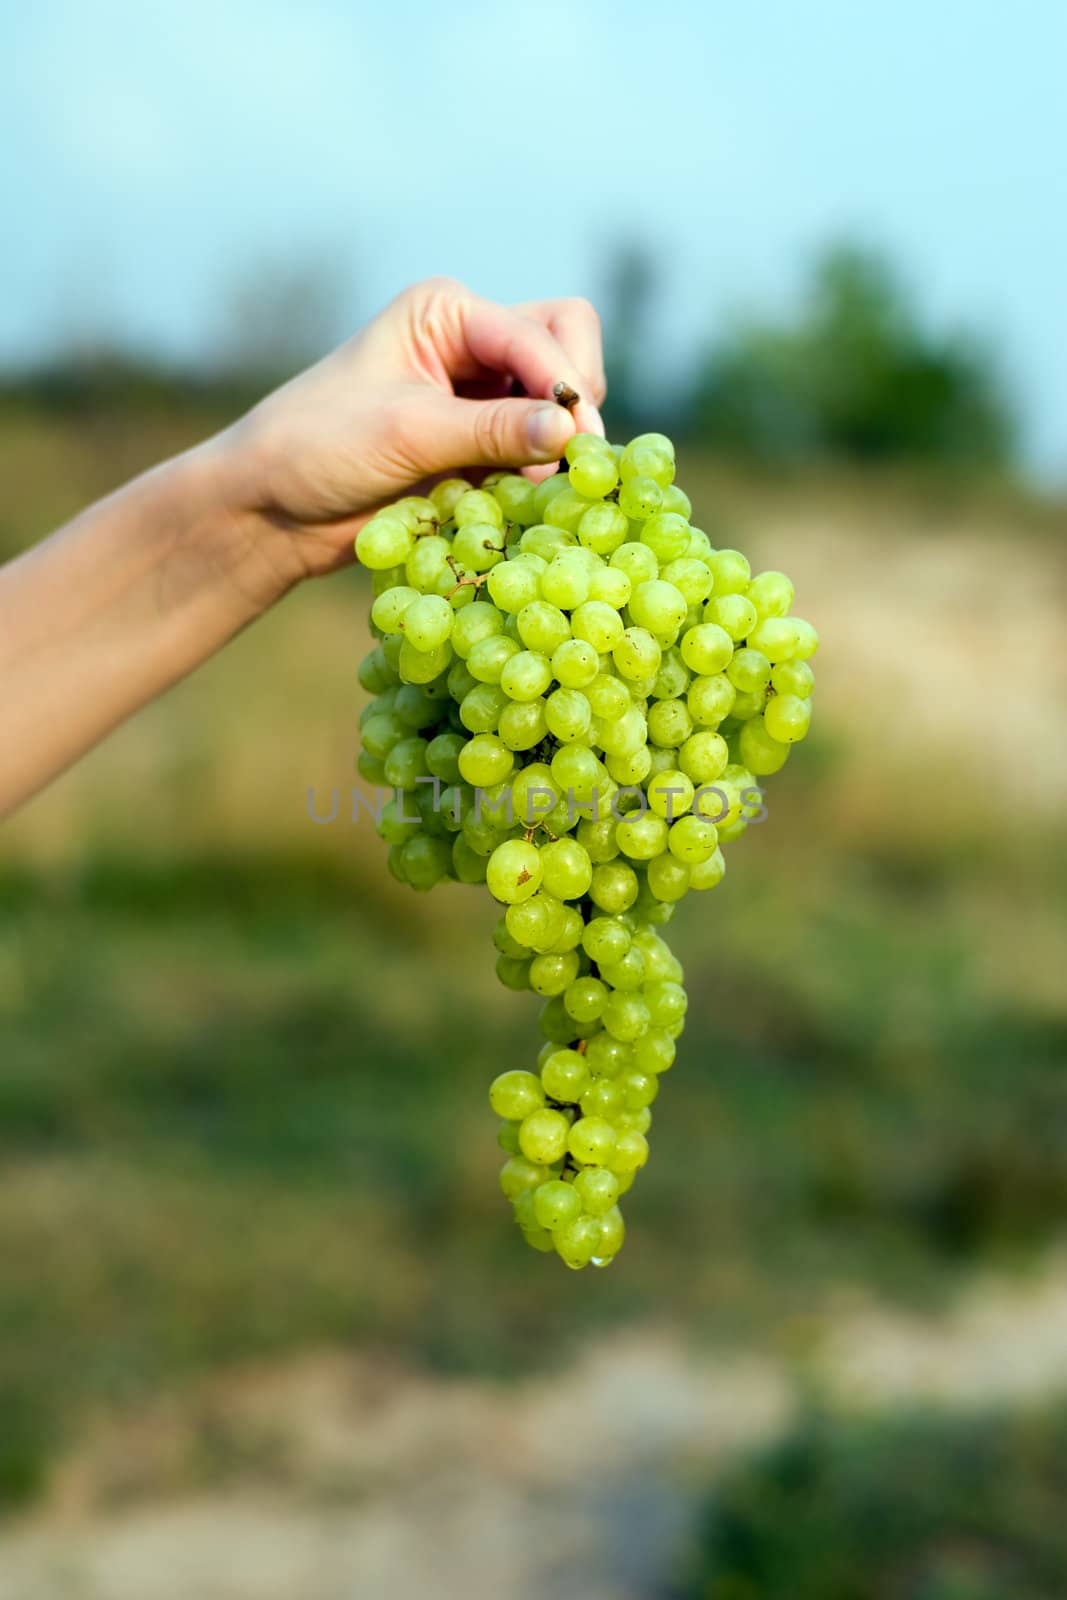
[417,392,577,474]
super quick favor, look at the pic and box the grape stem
[552,381,580,411]
[444,554,489,598]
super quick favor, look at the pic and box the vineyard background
[3,1,1067,1591]
[2,370,1066,1594]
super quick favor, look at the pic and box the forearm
[0,438,294,818]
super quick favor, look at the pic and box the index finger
[516,297,607,423]
[460,297,605,440]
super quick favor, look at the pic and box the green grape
[564,976,609,1024]
[744,617,797,664]
[506,891,566,952]
[577,502,628,555]
[689,847,725,890]
[599,947,647,992]
[499,1155,548,1199]
[687,673,736,727]
[647,769,695,819]
[727,648,772,695]
[613,628,661,681]
[576,814,620,862]
[646,853,690,902]
[529,950,581,997]
[521,523,575,561]
[620,444,673,487]
[554,1214,602,1269]
[487,838,543,904]
[545,687,592,744]
[790,618,820,659]
[551,744,603,802]
[587,565,632,609]
[605,746,652,785]
[610,1129,649,1174]
[611,541,659,586]
[705,593,758,641]
[602,991,651,1042]
[487,558,543,613]
[569,449,619,499]
[371,586,418,632]
[764,693,812,742]
[629,580,688,636]
[632,1028,676,1074]
[568,1117,617,1166]
[738,716,790,775]
[493,474,538,525]
[429,478,469,520]
[517,600,571,655]
[496,953,531,990]
[404,595,460,653]
[452,602,504,659]
[580,1078,624,1119]
[618,476,663,520]
[708,548,751,595]
[452,522,506,572]
[596,1207,626,1259]
[644,981,688,1027]
[541,1047,591,1102]
[399,639,452,684]
[458,734,514,786]
[540,837,593,900]
[518,1108,570,1164]
[668,813,718,863]
[659,484,692,517]
[748,570,794,618]
[540,552,592,610]
[771,658,814,699]
[500,650,552,702]
[499,698,548,751]
[357,516,414,570]
[512,762,560,824]
[639,512,691,563]
[570,600,625,653]
[589,861,639,914]
[647,698,694,749]
[454,488,504,529]
[678,730,729,785]
[615,813,669,861]
[660,558,713,605]
[680,623,734,676]
[544,488,595,535]
[460,683,507,734]
[584,1031,633,1078]
[585,672,631,720]
[534,1179,582,1230]
[467,634,521,685]
[552,638,600,688]
[573,1168,620,1216]
[565,431,613,464]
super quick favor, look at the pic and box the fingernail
[526,404,569,458]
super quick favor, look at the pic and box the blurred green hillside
[2,377,1066,1523]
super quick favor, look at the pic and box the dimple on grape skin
[356,429,817,1268]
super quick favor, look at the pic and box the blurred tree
[693,243,1016,468]
[601,243,659,432]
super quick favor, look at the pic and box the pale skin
[0,278,606,819]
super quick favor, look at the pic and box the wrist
[184,426,307,615]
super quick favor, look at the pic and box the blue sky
[3,0,1065,475]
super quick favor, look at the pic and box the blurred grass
[673,1401,1067,1598]
[1,397,1066,1506]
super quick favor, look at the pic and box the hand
[220,277,606,583]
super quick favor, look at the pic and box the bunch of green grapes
[356,429,817,1269]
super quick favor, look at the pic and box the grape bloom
[356,429,817,1268]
